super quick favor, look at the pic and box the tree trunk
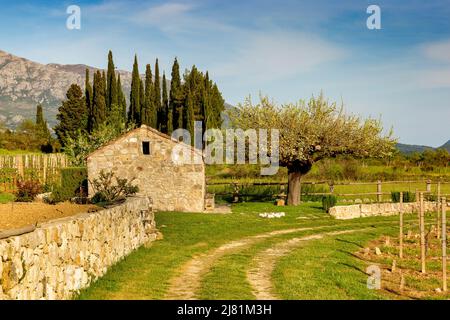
[287,169,302,206]
[286,161,313,206]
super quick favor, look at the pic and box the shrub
[15,179,42,202]
[48,167,87,203]
[90,170,139,204]
[391,191,416,203]
[322,195,337,213]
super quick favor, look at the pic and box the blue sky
[0,0,449,146]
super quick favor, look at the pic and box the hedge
[51,167,87,203]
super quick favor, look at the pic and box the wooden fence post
[426,179,431,193]
[442,197,447,292]
[399,192,404,259]
[437,181,441,239]
[232,183,240,203]
[420,192,426,274]
[377,180,382,203]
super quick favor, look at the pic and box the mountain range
[0,49,133,128]
[396,141,450,154]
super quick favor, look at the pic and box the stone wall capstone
[0,196,157,300]
[329,201,439,220]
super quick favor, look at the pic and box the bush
[90,170,139,205]
[391,191,416,203]
[48,167,87,203]
[322,195,337,213]
[15,179,42,202]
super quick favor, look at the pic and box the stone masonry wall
[0,196,157,300]
[87,126,205,213]
[329,201,439,220]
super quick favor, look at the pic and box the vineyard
[0,154,69,192]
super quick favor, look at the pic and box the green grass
[0,193,14,203]
[78,203,327,300]
[77,202,448,300]
[272,230,395,299]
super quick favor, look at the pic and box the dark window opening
[142,141,150,155]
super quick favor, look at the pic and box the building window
[142,141,150,155]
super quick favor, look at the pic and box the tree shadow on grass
[337,262,367,275]
[334,238,365,249]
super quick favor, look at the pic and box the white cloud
[131,2,232,35]
[416,39,450,88]
[213,32,347,81]
[418,68,450,88]
[135,3,193,24]
[422,39,450,63]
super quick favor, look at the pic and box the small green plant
[90,170,139,205]
[15,179,42,202]
[391,191,416,203]
[322,195,337,213]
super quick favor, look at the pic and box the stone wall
[329,201,439,220]
[87,125,206,213]
[0,196,157,300]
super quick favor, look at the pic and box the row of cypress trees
[55,51,225,146]
[128,54,225,138]
[85,51,127,133]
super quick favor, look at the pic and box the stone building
[87,125,206,212]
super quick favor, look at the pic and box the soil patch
[0,202,101,231]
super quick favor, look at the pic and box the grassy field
[206,163,450,184]
[208,180,450,203]
[77,202,450,300]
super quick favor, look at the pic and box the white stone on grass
[259,212,286,219]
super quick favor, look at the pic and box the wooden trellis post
[377,180,382,203]
[437,181,441,239]
[399,192,404,259]
[442,197,447,292]
[420,192,426,274]
[426,179,431,193]
[416,189,420,220]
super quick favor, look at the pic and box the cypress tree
[36,104,44,127]
[101,70,107,102]
[162,72,171,134]
[106,50,118,112]
[139,78,145,126]
[143,64,156,127]
[54,84,87,146]
[117,73,127,124]
[153,58,162,131]
[128,55,140,125]
[92,71,107,131]
[170,58,183,130]
[36,104,50,138]
[185,89,195,143]
[210,83,225,128]
[200,71,211,132]
[85,69,93,132]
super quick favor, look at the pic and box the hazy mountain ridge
[0,50,132,128]
[396,140,450,154]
